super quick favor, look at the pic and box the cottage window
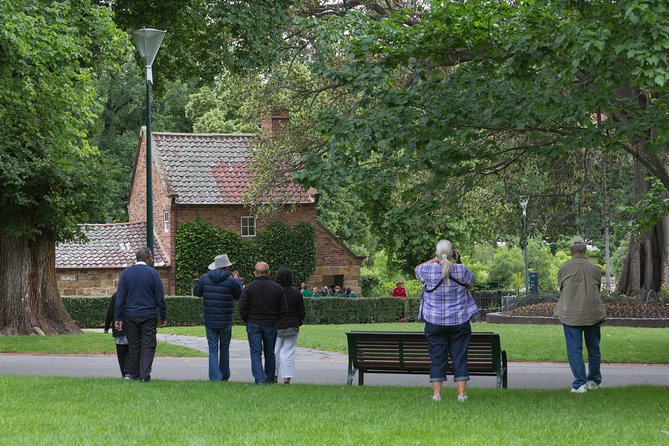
[241,216,256,237]
[163,211,169,232]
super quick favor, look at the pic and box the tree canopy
[0,0,125,241]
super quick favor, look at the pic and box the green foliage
[112,0,294,83]
[62,296,204,327]
[62,295,420,327]
[0,1,125,240]
[375,279,421,298]
[359,273,380,296]
[622,177,669,233]
[175,220,316,295]
[91,50,197,222]
[241,0,669,273]
[316,189,377,258]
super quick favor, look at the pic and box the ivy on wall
[175,220,316,295]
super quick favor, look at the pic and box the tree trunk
[661,216,669,289]
[0,234,80,335]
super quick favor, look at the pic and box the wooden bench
[346,331,508,388]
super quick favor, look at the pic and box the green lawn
[0,332,205,357]
[0,376,666,445]
[163,323,669,364]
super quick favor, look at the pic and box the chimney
[261,107,289,136]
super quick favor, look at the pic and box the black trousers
[116,344,129,377]
[124,316,158,380]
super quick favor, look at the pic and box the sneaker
[457,395,468,403]
[123,373,134,380]
[571,384,588,393]
[431,395,441,402]
[586,381,601,390]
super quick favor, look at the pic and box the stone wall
[57,267,172,296]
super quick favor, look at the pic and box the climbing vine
[176,220,315,294]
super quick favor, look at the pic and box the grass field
[0,332,205,357]
[1,324,667,364]
[163,323,669,364]
[0,376,666,445]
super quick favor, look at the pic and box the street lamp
[520,196,529,294]
[132,28,166,255]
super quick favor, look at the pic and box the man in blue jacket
[115,247,167,382]
[193,254,243,381]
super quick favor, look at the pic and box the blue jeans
[205,325,232,381]
[246,323,278,384]
[563,323,602,389]
[424,321,471,382]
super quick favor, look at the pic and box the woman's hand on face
[453,249,461,264]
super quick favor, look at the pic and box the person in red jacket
[392,281,407,298]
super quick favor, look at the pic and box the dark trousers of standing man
[124,315,158,381]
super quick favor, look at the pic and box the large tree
[247,0,669,290]
[0,1,125,335]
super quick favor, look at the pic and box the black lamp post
[520,196,529,294]
[132,28,165,255]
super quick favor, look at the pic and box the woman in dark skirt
[104,292,129,377]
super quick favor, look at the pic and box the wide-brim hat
[208,254,233,270]
[570,236,586,248]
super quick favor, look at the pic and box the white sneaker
[457,395,468,402]
[586,381,601,390]
[432,395,441,402]
[571,384,588,393]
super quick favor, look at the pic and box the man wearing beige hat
[193,254,243,381]
[555,236,606,394]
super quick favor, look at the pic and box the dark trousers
[246,322,278,384]
[115,344,129,377]
[424,321,472,382]
[124,316,158,380]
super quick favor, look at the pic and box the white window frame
[163,210,169,233]
[241,216,257,237]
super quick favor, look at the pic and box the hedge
[63,297,204,328]
[62,296,423,327]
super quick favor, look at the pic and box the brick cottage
[56,114,363,296]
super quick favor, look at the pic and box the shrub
[63,296,204,327]
[360,273,380,296]
[62,296,424,327]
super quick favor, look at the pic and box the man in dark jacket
[238,261,286,384]
[115,247,167,382]
[193,254,243,381]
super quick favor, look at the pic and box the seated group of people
[300,283,358,298]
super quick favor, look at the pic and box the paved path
[1,332,668,389]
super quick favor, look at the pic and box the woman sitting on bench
[415,239,478,402]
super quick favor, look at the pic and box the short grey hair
[571,245,587,255]
[136,247,152,261]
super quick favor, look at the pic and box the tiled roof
[56,222,167,269]
[152,133,314,205]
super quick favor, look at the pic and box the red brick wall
[127,130,174,272]
[57,267,172,296]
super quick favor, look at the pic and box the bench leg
[501,350,508,389]
[347,367,357,386]
[358,371,364,386]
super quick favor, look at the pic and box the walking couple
[193,255,305,384]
